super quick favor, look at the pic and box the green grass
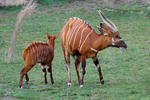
[38,0,75,6]
[0,0,150,100]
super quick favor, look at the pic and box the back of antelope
[19,32,58,88]
[60,10,127,87]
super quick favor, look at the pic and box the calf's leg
[19,65,34,88]
[47,64,54,85]
[25,74,29,84]
[42,68,48,84]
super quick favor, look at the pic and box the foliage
[0,1,150,100]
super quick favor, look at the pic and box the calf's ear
[54,33,59,40]
[46,32,49,38]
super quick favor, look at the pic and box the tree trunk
[6,0,36,63]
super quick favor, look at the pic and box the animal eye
[115,35,121,39]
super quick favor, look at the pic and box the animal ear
[99,28,108,36]
[54,33,59,40]
[99,27,104,33]
[100,22,107,29]
[100,23,103,27]
[46,32,49,38]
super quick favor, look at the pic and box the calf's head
[46,32,59,47]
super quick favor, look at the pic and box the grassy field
[0,0,150,100]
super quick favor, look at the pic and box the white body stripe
[66,20,80,46]
[68,21,83,47]
[90,48,98,53]
[65,24,72,47]
[78,25,88,48]
[72,22,85,49]
[63,17,96,52]
[63,19,77,46]
[79,30,93,51]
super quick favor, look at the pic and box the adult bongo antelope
[60,10,127,87]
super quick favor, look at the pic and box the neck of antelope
[92,35,112,51]
[48,40,55,51]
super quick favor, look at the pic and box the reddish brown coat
[60,11,127,87]
[19,33,58,88]
[22,42,53,65]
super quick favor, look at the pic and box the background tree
[6,0,36,63]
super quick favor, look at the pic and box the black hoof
[45,82,48,84]
[51,81,54,85]
[80,81,84,85]
[100,80,104,85]
[18,86,23,89]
